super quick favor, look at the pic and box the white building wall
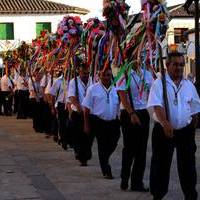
[0,13,82,51]
[186,32,197,76]
[167,18,195,44]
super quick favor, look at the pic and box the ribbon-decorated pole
[82,18,106,83]
[102,0,135,110]
[158,42,169,120]
[117,35,135,110]
[28,63,39,102]
[28,43,42,102]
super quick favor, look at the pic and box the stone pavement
[0,116,199,200]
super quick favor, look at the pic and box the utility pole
[184,0,200,93]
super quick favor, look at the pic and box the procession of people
[0,0,200,199]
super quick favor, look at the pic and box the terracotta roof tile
[130,3,195,23]
[0,0,89,15]
[169,3,194,17]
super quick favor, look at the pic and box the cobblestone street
[0,116,200,200]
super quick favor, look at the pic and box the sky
[50,0,186,20]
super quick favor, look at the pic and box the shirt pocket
[184,97,192,112]
[92,94,103,107]
[112,93,119,105]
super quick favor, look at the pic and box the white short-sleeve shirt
[147,74,200,130]
[117,69,154,110]
[29,78,43,99]
[50,77,69,105]
[40,74,55,94]
[68,77,92,111]
[13,72,19,91]
[0,75,13,91]
[16,75,29,90]
[82,82,120,121]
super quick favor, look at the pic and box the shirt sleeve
[40,75,46,87]
[13,75,19,85]
[147,79,164,109]
[82,86,93,110]
[49,80,59,96]
[8,77,13,88]
[190,82,200,115]
[116,75,127,91]
[16,77,21,88]
[68,79,76,98]
[28,79,34,91]
[147,71,154,88]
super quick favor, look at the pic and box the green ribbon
[112,61,133,86]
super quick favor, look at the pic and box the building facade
[0,0,89,51]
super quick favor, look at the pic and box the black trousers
[150,123,198,200]
[90,115,120,176]
[0,91,3,114]
[1,91,13,115]
[43,102,53,134]
[17,90,29,119]
[57,102,69,145]
[51,114,58,137]
[70,111,94,163]
[120,109,150,187]
[13,90,19,114]
[30,98,45,132]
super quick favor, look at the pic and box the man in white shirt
[117,68,154,191]
[13,68,20,114]
[0,68,14,116]
[68,63,92,166]
[16,68,29,119]
[41,70,56,136]
[29,68,44,133]
[82,68,120,178]
[147,52,200,200]
[50,71,69,150]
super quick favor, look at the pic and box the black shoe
[45,134,51,139]
[35,128,43,133]
[17,116,27,119]
[74,153,79,160]
[80,161,88,167]
[131,185,149,192]
[62,143,68,150]
[103,165,114,179]
[120,181,128,190]
[53,136,58,142]
[104,174,114,179]
[58,139,62,145]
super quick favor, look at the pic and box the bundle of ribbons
[1,0,170,99]
[114,0,169,93]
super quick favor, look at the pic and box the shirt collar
[165,73,186,87]
[99,81,113,92]
[78,76,91,88]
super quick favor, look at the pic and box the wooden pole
[194,0,200,94]
[158,43,169,120]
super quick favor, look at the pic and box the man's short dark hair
[33,67,41,74]
[166,52,184,64]
[78,62,88,71]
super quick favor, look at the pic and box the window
[174,28,188,44]
[36,22,51,36]
[0,23,14,40]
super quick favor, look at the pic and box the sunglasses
[172,62,185,67]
